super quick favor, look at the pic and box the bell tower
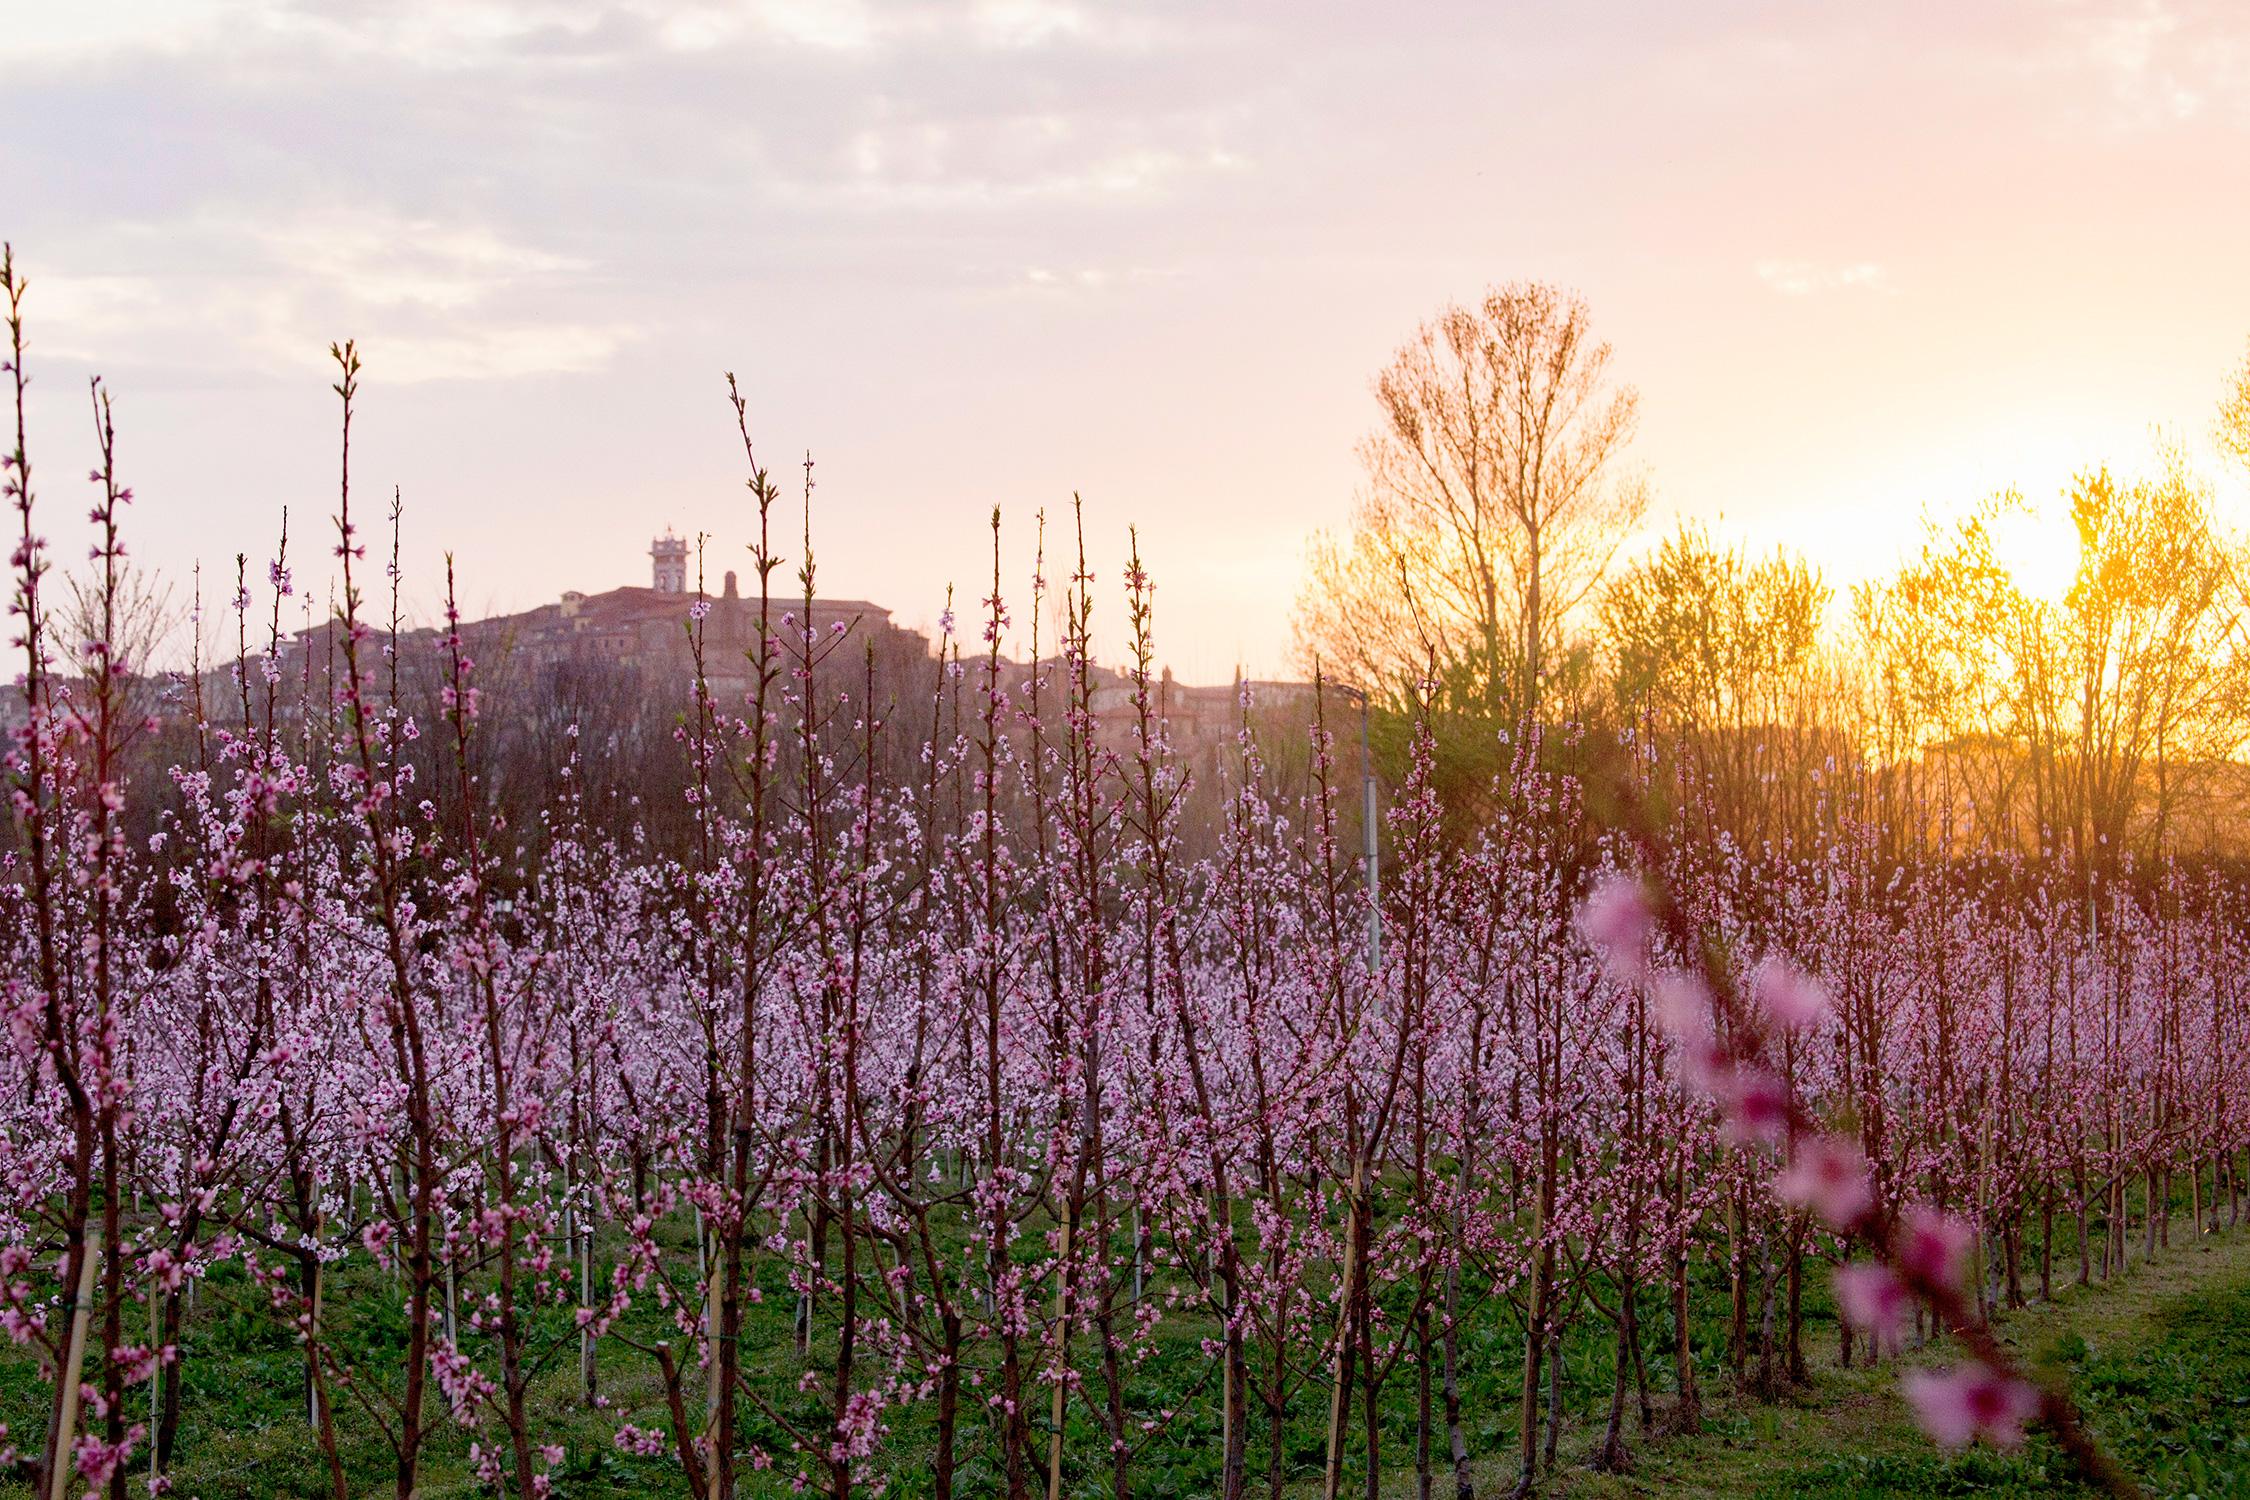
[651,531,688,594]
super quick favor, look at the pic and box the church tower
[651,531,688,593]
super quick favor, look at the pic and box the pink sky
[7,0,2248,679]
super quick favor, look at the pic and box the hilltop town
[247,531,1324,751]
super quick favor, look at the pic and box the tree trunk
[1442,1259,1473,1500]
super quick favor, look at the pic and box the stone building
[266,535,904,705]
[488,535,899,704]
[231,537,1327,809]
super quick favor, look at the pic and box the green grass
[1543,1222,2250,1499]
[4,1207,2245,1497]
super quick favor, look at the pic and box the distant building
[1088,667,1321,757]
[650,531,689,594]
[217,536,1319,774]
[487,560,895,706]
[254,535,899,713]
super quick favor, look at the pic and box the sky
[5,0,2248,680]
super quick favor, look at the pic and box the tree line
[1299,281,2250,872]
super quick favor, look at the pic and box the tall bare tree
[1297,282,1644,724]
[62,560,178,761]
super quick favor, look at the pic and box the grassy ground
[5,1212,2244,1497]
[1524,1222,2250,1500]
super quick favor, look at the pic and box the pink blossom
[1668,1027,1732,1100]
[142,1248,186,1293]
[1897,1205,1975,1294]
[1753,958,1829,1030]
[1651,974,1711,1041]
[1578,875,1654,977]
[1721,1064,1791,1143]
[1832,1262,1909,1349]
[1903,1363,2040,1449]
[1774,1135,1874,1228]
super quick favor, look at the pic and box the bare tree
[63,560,178,760]
[1297,282,1644,723]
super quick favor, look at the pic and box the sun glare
[1988,503,2080,606]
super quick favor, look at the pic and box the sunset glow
[1989,498,2083,607]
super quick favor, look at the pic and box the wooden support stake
[49,1228,102,1500]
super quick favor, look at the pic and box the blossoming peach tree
[0,248,2237,1499]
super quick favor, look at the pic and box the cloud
[2,0,1182,68]
[1755,260,1889,297]
[1999,0,2250,134]
[6,0,1264,260]
[354,323,632,382]
[1015,262,1180,294]
[248,215,586,310]
[25,208,630,383]
[0,0,250,63]
[2,0,1281,392]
